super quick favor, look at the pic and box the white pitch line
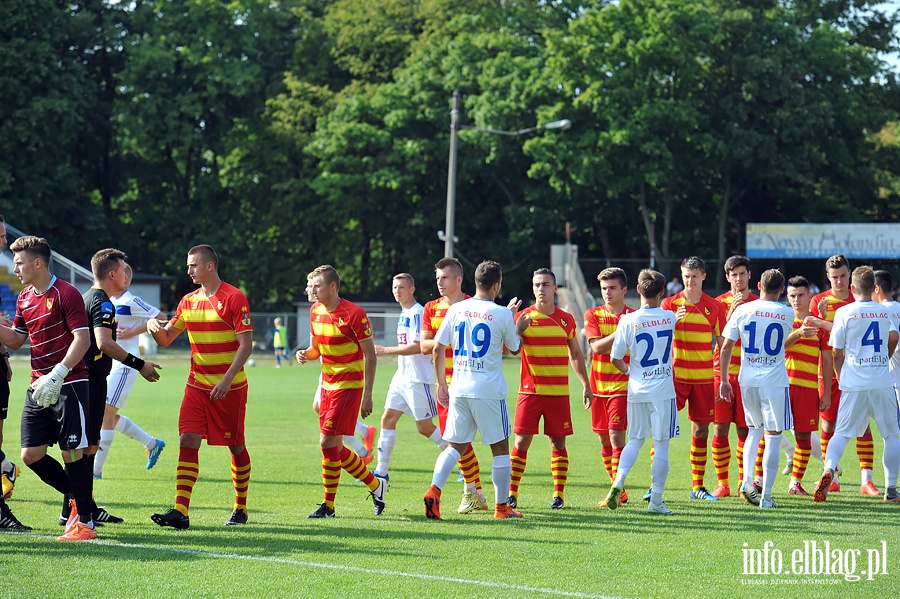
[11,532,625,599]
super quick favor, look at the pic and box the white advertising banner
[746,223,900,259]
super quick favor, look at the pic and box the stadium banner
[746,223,900,259]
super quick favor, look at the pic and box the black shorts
[20,381,90,450]
[87,370,108,446]
[0,359,9,421]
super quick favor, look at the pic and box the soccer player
[72,249,161,527]
[806,254,878,495]
[711,255,758,498]
[508,268,591,510]
[719,269,794,508]
[423,260,522,520]
[93,263,167,479]
[273,317,287,368]
[148,245,253,529]
[871,270,900,401]
[420,257,487,514]
[0,216,26,530]
[372,273,447,481]
[812,266,900,503]
[296,265,385,518]
[0,236,94,539]
[660,256,725,501]
[305,282,376,463]
[783,277,829,495]
[602,269,678,515]
[583,267,633,506]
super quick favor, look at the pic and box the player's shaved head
[10,235,51,266]
[759,269,784,294]
[393,273,415,287]
[852,266,875,295]
[91,248,127,280]
[474,260,502,291]
[637,270,665,298]
[534,268,556,284]
[435,257,463,278]
[188,244,218,269]
[309,264,340,290]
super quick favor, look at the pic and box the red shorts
[179,384,247,446]
[320,387,363,436]
[791,385,820,433]
[675,381,715,424]
[713,373,747,428]
[818,377,841,422]
[514,393,574,437]
[591,393,627,434]
[437,401,448,434]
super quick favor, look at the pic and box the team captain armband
[123,353,146,371]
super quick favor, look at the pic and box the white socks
[613,438,644,489]
[431,447,461,489]
[824,434,851,473]
[115,416,155,449]
[742,428,764,489]
[93,429,116,476]
[763,433,781,499]
[650,439,669,505]
[883,435,900,488]
[343,434,366,457]
[374,429,396,477]
[492,454,511,505]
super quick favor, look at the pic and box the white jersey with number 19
[434,297,520,400]
[723,300,793,389]
[611,306,676,403]
[831,300,897,392]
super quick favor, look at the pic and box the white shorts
[627,398,680,441]
[385,375,437,421]
[835,388,900,438]
[443,396,510,446]
[742,387,792,432]
[106,365,138,409]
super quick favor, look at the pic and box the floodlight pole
[443,90,571,258]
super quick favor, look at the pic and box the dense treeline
[2,0,899,306]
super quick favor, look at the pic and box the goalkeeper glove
[30,363,70,408]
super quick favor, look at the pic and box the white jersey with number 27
[611,306,676,403]
[434,297,520,400]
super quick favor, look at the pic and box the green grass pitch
[2,354,898,598]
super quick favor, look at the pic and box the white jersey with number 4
[881,300,900,390]
[112,290,161,355]
[831,300,897,392]
[611,306,676,403]
[434,297,520,400]
[396,302,433,383]
[723,300,793,389]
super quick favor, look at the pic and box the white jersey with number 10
[723,299,793,389]
[611,306,676,403]
[434,297,520,400]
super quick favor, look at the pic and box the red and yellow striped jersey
[810,291,853,384]
[660,292,724,384]
[423,294,470,384]
[583,304,634,395]
[785,319,828,390]
[714,291,759,377]
[172,282,252,391]
[516,306,576,396]
[310,299,373,391]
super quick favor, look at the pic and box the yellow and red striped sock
[231,448,251,512]
[458,443,482,491]
[611,446,623,480]
[509,448,527,501]
[792,438,811,482]
[690,436,708,491]
[649,443,655,466]
[174,447,199,516]
[711,435,730,485]
[821,429,833,462]
[601,444,614,482]
[551,449,568,500]
[736,433,746,485]
[857,429,874,472]
[754,437,765,482]
[322,446,341,509]
[340,446,379,492]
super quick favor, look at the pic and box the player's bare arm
[0,318,27,350]
[717,338,736,402]
[819,349,833,412]
[889,330,899,358]
[589,334,615,355]
[832,347,845,381]
[611,356,627,374]
[375,340,420,356]
[95,326,162,382]
[433,341,450,407]
[566,336,593,409]
[507,296,522,313]
[296,336,321,364]
[147,317,181,346]
[359,337,377,418]
[210,330,252,401]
